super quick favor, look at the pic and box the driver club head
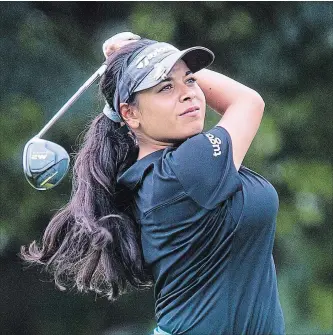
[23,138,70,190]
[22,64,106,190]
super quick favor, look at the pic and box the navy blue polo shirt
[118,126,285,335]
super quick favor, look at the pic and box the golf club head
[23,138,70,190]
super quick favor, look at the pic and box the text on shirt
[205,133,222,157]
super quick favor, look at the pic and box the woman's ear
[119,102,140,129]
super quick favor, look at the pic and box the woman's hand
[103,32,141,58]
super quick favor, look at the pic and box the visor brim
[134,46,214,93]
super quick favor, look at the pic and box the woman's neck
[137,144,167,160]
[135,131,181,160]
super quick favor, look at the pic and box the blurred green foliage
[0,2,332,335]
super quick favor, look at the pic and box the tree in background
[0,2,332,334]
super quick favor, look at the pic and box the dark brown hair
[21,39,156,300]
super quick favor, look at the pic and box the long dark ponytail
[21,39,155,300]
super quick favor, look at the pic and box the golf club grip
[36,64,107,139]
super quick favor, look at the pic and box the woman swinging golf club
[21,32,285,335]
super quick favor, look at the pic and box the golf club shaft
[36,64,107,139]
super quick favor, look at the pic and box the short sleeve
[166,126,242,209]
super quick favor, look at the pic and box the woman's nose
[179,86,196,102]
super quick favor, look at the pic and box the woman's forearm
[196,69,264,170]
[195,69,263,115]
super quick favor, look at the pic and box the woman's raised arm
[196,69,265,170]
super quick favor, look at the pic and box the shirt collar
[117,149,166,190]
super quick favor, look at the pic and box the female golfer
[22,32,285,335]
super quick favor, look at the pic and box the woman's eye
[186,77,197,84]
[159,84,172,92]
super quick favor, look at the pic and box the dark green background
[0,2,332,334]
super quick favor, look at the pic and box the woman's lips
[180,106,200,116]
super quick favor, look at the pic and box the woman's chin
[184,122,205,138]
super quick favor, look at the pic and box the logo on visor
[153,63,168,80]
[205,133,222,157]
[136,46,176,69]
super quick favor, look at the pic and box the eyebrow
[159,70,193,83]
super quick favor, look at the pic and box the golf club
[23,64,107,190]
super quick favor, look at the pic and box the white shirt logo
[205,133,222,157]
